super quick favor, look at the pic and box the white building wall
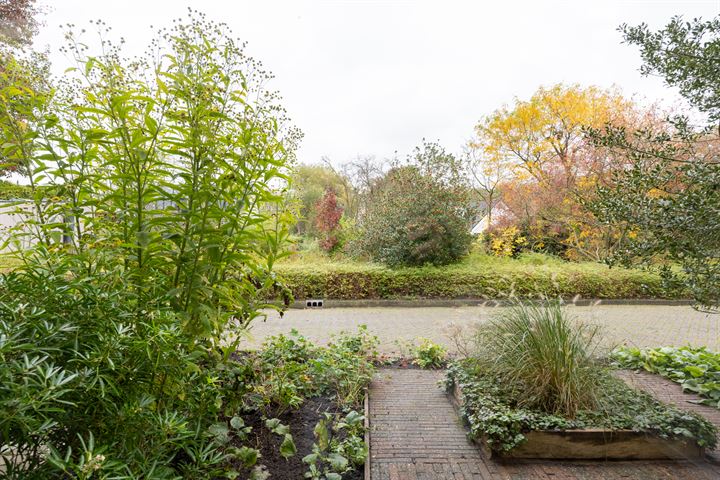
[0,201,39,252]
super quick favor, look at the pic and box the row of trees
[469,17,720,308]
[288,142,473,266]
[468,83,669,261]
[288,16,720,310]
[288,84,658,265]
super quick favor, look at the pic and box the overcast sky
[34,0,720,167]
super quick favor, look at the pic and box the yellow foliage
[647,188,667,198]
[472,84,632,183]
[490,226,527,257]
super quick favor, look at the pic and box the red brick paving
[368,369,720,480]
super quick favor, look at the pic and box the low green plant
[472,301,603,417]
[611,346,720,408]
[330,324,379,359]
[302,410,366,480]
[446,359,717,452]
[264,418,298,459]
[412,337,448,368]
[254,328,376,412]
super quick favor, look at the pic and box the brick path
[368,368,720,480]
[369,369,499,479]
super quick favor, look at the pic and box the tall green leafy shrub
[358,144,472,267]
[0,12,298,479]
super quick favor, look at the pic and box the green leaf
[230,416,245,430]
[250,466,270,480]
[301,453,318,465]
[279,434,296,459]
[265,418,290,435]
[85,57,96,76]
[208,423,230,444]
[684,365,705,378]
[327,453,348,471]
[233,446,259,467]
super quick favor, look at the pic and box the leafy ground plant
[302,411,367,480]
[411,337,448,368]
[229,329,373,479]
[612,346,720,408]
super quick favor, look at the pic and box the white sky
[33,0,720,167]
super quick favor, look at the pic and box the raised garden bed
[445,361,717,460]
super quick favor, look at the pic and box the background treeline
[286,84,674,265]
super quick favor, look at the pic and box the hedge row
[275,264,684,300]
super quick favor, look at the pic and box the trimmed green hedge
[275,254,683,300]
[0,180,34,200]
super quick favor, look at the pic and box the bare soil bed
[234,396,363,480]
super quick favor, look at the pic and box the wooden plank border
[364,388,370,480]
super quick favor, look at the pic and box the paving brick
[251,305,720,354]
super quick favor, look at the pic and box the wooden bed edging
[449,382,705,460]
[364,388,370,480]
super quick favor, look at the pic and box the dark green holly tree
[588,16,720,310]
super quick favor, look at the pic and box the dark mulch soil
[233,396,363,480]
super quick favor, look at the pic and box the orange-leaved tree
[469,84,659,260]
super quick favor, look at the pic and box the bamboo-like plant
[2,13,299,341]
[0,12,300,478]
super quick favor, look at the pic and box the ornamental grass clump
[474,301,603,417]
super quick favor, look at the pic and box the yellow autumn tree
[469,84,638,260]
[472,84,632,185]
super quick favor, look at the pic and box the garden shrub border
[445,361,716,460]
[276,264,683,301]
[230,328,376,479]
